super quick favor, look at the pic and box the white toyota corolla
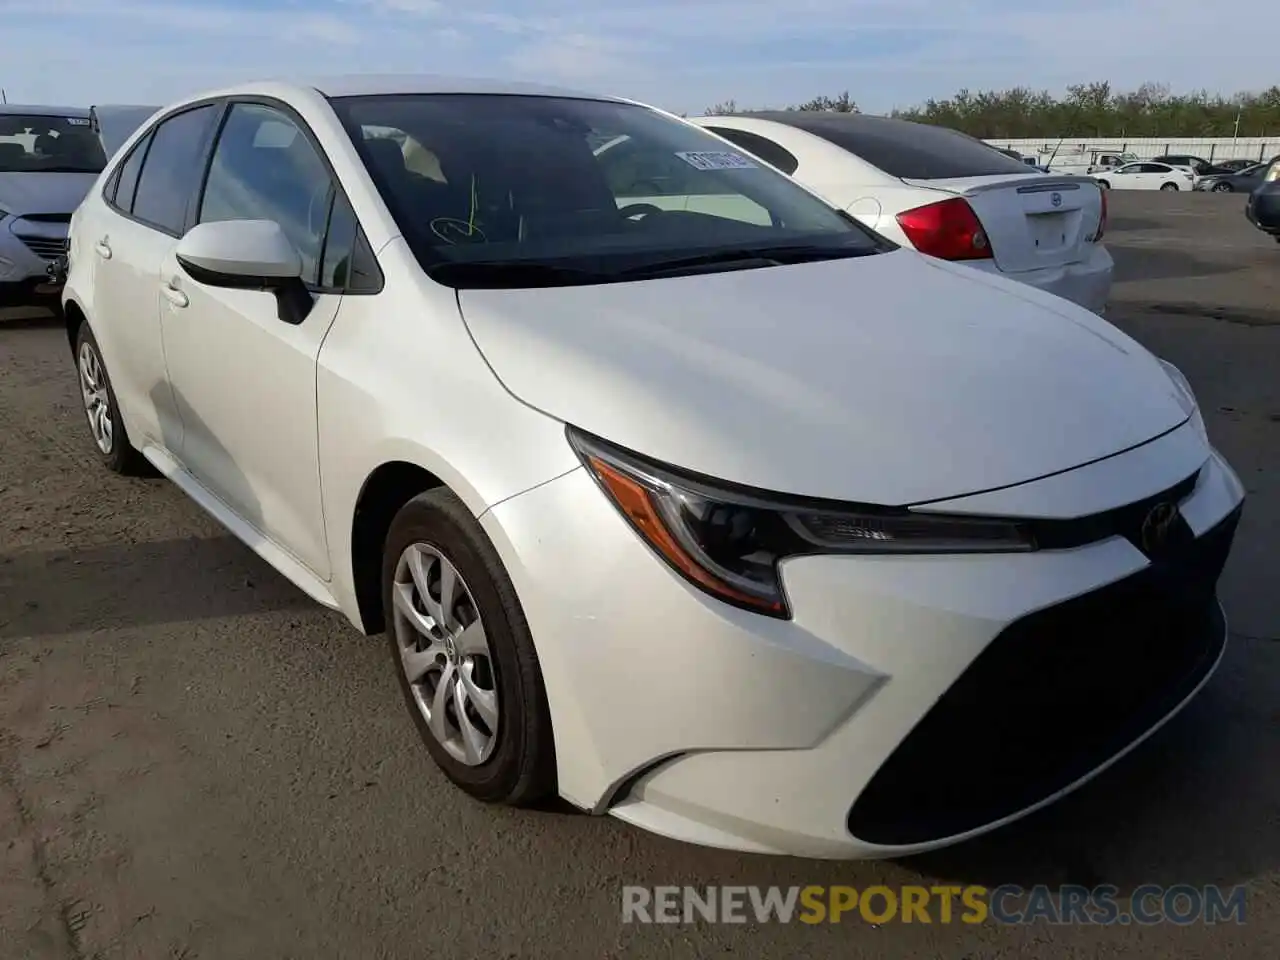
[62,75,1244,860]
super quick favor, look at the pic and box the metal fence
[984,137,1280,164]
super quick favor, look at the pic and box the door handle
[162,281,189,308]
[94,238,112,259]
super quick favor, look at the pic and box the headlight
[567,427,1035,619]
[1158,358,1207,439]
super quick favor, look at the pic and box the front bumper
[965,241,1113,315]
[482,422,1244,859]
[1246,190,1280,234]
[0,216,69,302]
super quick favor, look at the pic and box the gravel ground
[1,191,1277,959]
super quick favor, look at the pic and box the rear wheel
[74,324,150,475]
[1161,182,1180,191]
[382,488,556,806]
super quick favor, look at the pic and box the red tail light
[895,197,992,261]
[1094,188,1107,241]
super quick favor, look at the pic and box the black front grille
[847,504,1241,847]
[1023,468,1200,553]
[15,212,72,224]
[17,235,69,261]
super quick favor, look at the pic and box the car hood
[0,172,98,217]
[456,250,1189,505]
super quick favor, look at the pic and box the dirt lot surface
[2,191,1278,959]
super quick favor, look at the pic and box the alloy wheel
[78,341,114,455]
[391,543,499,766]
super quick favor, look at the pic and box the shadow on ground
[1106,215,1165,232]
[0,535,316,639]
[1109,245,1247,284]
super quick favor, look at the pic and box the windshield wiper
[426,260,611,289]
[28,166,102,174]
[615,244,880,280]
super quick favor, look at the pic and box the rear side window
[782,116,1034,180]
[131,104,219,235]
[706,127,799,175]
[107,132,151,214]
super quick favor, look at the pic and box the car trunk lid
[902,174,1103,275]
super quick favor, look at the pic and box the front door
[159,101,344,580]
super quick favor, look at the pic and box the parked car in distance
[0,103,156,307]
[689,111,1112,315]
[1094,161,1196,191]
[63,75,1244,861]
[90,104,162,158]
[1152,154,1214,176]
[1194,162,1270,193]
[1246,158,1280,241]
[1212,158,1258,173]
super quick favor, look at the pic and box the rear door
[80,103,221,452]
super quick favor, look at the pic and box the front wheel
[1160,182,1180,191]
[1212,182,1233,193]
[74,324,150,475]
[382,487,557,806]
[1096,180,1110,190]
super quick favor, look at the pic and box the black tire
[1096,180,1110,190]
[1161,182,1179,191]
[381,487,556,806]
[1213,183,1233,193]
[73,323,151,476]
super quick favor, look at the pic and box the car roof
[720,110,931,138]
[169,74,629,105]
[0,103,91,117]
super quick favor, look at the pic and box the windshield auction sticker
[675,150,756,171]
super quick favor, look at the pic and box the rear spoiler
[89,103,161,158]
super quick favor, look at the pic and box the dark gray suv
[0,103,156,307]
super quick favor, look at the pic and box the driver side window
[197,103,334,286]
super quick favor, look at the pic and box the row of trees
[705,82,1280,139]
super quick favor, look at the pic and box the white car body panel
[689,115,1114,314]
[60,75,1247,861]
[1098,162,1197,191]
[485,439,1243,855]
[458,250,1187,506]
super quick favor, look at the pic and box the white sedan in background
[689,111,1113,315]
[63,75,1244,860]
[1094,161,1198,192]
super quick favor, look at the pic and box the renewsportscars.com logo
[622,884,1248,926]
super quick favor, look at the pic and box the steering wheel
[618,203,665,220]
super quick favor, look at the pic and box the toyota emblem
[1051,192,1063,208]
[1140,501,1179,555]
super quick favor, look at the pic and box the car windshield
[329,94,887,287]
[0,114,107,173]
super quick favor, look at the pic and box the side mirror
[175,219,313,325]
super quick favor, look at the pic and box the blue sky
[4,0,1272,115]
